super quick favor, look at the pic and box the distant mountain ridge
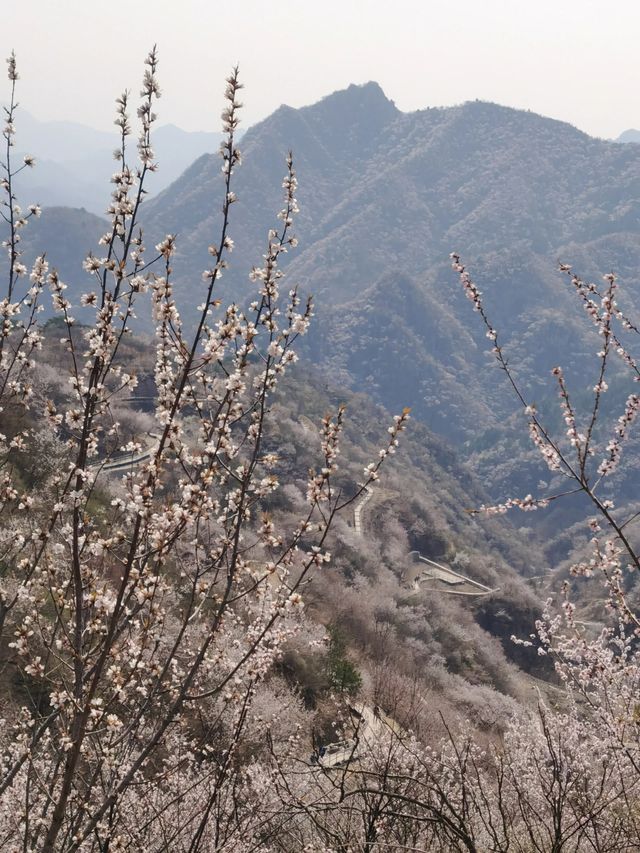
[616,128,640,143]
[9,110,225,214]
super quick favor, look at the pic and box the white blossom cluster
[0,53,409,851]
[453,255,640,537]
[421,260,640,852]
[598,391,640,476]
[476,493,550,516]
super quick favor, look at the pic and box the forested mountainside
[5,46,640,845]
[9,322,546,740]
[12,82,640,534]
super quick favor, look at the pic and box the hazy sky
[5,0,640,139]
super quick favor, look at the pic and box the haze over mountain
[10,110,224,213]
[14,83,640,531]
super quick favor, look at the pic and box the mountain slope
[12,85,640,525]
[137,87,640,445]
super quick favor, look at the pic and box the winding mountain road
[406,553,497,597]
[93,433,160,473]
[353,486,373,535]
